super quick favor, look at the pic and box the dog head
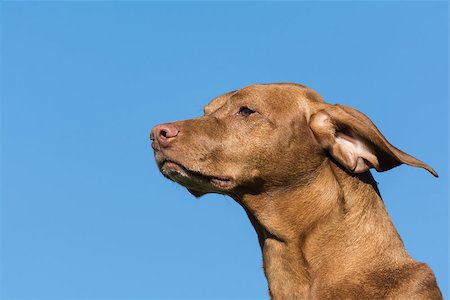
[151,83,437,197]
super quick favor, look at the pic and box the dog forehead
[234,83,324,115]
[204,83,325,116]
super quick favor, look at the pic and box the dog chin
[160,160,235,195]
[186,188,208,198]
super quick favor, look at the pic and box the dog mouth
[160,159,234,191]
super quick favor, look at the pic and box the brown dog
[150,83,442,299]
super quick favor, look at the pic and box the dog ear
[204,97,227,115]
[203,90,237,115]
[309,104,438,177]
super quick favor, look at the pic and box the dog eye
[238,107,255,117]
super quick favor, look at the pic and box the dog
[150,83,442,299]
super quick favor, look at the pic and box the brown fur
[150,83,442,299]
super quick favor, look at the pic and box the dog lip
[210,177,233,189]
[151,141,160,151]
[161,159,234,190]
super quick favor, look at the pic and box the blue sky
[1,2,448,299]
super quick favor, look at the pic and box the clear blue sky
[1,2,448,299]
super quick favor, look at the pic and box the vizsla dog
[150,83,442,299]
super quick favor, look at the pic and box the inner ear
[310,110,382,174]
[332,128,379,173]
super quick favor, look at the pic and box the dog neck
[233,159,411,298]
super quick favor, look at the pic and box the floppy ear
[204,97,227,115]
[309,104,438,177]
[203,90,236,115]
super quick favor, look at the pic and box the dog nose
[150,123,180,147]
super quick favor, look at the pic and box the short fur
[150,83,442,299]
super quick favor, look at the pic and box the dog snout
[150,123,180,148]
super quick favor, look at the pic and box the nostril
[152,124,180,145]
[160,129,168,139]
